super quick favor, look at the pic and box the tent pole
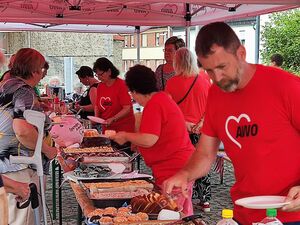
[255,16,260,64]
[185,3,191,48]
[135,26,140,64]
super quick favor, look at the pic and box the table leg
[77,204,83,225]
[51,160,57,220]
[58,164,62,225]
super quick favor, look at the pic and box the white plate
[235,196,290,209]
[87,116,108,124]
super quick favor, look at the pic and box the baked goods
[127,215,142,222]
[104,129,116,137]
[99,216,113,225]
[87,208,104,218]
[63,146,114,154]
[131,192,178,214]
[136,212,149,221]
[113,216,128,223]
[84,129,100,137]
[86,180,154,190]
[103,207,117,216]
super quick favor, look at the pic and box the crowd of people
[0,21,299,225]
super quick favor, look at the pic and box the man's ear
[237,45,246,61]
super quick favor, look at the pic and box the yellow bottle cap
[222,209,233,219]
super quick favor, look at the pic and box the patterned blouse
[154,64,176,91]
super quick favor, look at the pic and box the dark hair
[93,57,119,79]
[195,22,241,57]
[125,65,158,95]
[76,66,93,78]
[165,36,185,50]
[44,61,49,70]
[270,53,283,66]
[10,48,45,80]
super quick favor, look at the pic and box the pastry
[113,216,128,223]
[131,192,178,214]
[136,212,149,221]
[103,207,117,216]
[127,215,142,222]
[98,216,113,225]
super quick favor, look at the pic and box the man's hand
[110,131,127,145]
[162,170,190,198]
[105,117,115,126]
[282,186,300,212]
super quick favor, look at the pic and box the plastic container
[259,208,283,225]
[216,209,238,225]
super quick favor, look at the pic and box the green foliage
[261,9,300,75]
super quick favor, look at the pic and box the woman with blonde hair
[165,47,212,212]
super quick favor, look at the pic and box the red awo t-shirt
[165,71,211,124]
[202,65,300,224]
[96,78,135,132]
[138,92,194,185]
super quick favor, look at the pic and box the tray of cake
[81,180,154,208]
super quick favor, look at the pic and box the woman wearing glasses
[93,57,135,138]
[154,36,185,91]
[75,66,99,119]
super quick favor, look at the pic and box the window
[155,33,160,46]
[130,35,134,47]
[162,32,167,44]
[124,36,128,47]
[142,34,147,47]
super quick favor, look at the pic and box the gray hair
[174,47,199,77]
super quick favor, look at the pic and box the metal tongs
[166,215,206,225]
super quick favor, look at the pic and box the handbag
[177,75,198,105]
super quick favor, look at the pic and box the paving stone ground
[45,159,235,225]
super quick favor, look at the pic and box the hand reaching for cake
[109,131,127,145]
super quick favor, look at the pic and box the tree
[261,9,300,75]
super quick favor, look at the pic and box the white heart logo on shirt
[100,97,111,110]
[225,113,251,149]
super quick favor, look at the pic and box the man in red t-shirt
[111,65,194,216]
[164,22,300,225]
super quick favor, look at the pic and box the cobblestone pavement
[45,160,235,225]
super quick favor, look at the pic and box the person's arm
[80,86,98,112]
[105,105,131,125]
[111,131,159,148]
[12,119,57,160]
[1,175,30,201]
[282,186,300,212]
[163,134,220,197]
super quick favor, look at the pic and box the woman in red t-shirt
[111,65,194,216]
[92,57,135,135]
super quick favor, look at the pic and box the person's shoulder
[257,64,298,81]
[115,78,127,87]
[155,64,163,73]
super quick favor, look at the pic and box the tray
[91,198,131,208]
[64,170,153,181]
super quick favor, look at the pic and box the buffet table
[69,181,178,225]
